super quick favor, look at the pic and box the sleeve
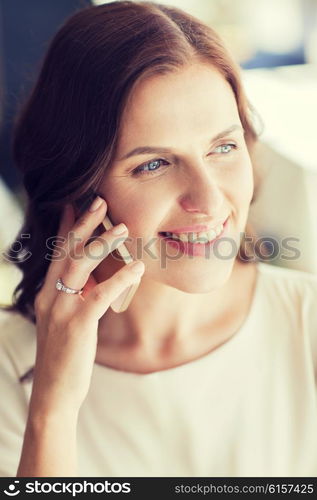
[0,330,29,477]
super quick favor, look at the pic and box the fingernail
[112,223,128,235]
[89,196,104,212]
[130,261,145,273]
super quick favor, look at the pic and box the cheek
[125,200,153,232]
[101,182,164,236]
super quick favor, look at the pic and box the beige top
[0,262,317,477]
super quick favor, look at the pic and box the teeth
[164,223,224,243]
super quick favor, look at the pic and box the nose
[178,162,224,215]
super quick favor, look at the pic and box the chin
[162,260,235,294]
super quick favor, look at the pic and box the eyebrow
[117,124,244,161]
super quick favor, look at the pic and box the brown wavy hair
[1,0,263,324]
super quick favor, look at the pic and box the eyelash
[131,143,238,177]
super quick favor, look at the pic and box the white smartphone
[101,214,141,313]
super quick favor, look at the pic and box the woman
[0,1,316,477]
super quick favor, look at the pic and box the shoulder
[256,261,317,303]
[0,308,36,381]
[256,260,317,282]
[255,262,317,362]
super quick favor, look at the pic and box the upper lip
[160,217,229,235]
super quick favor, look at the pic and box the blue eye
[212,143,237,154]
[213,143,237,154]
[132,159,168,176]
[131,143,237,177]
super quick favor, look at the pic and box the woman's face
[98,62,254,293]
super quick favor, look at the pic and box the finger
[60,224,129,291]
[53,226,129,315]
[41,198,107,305]
[82,274,98,298]
[78,275,97,303]
[68,197,108,255]
[39,203,75,297]
[76,260,145,322]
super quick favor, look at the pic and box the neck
[96,259,248,358]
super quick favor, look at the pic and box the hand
[30,196,144,418]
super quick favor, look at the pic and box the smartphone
[101,213,141,313]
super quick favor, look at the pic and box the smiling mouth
[158,218,228,245]
[158,233,220,245]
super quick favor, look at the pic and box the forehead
[117,63,240,148]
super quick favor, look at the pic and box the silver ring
[55,278,83,295]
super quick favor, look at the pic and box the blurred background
[1,0,317,305]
